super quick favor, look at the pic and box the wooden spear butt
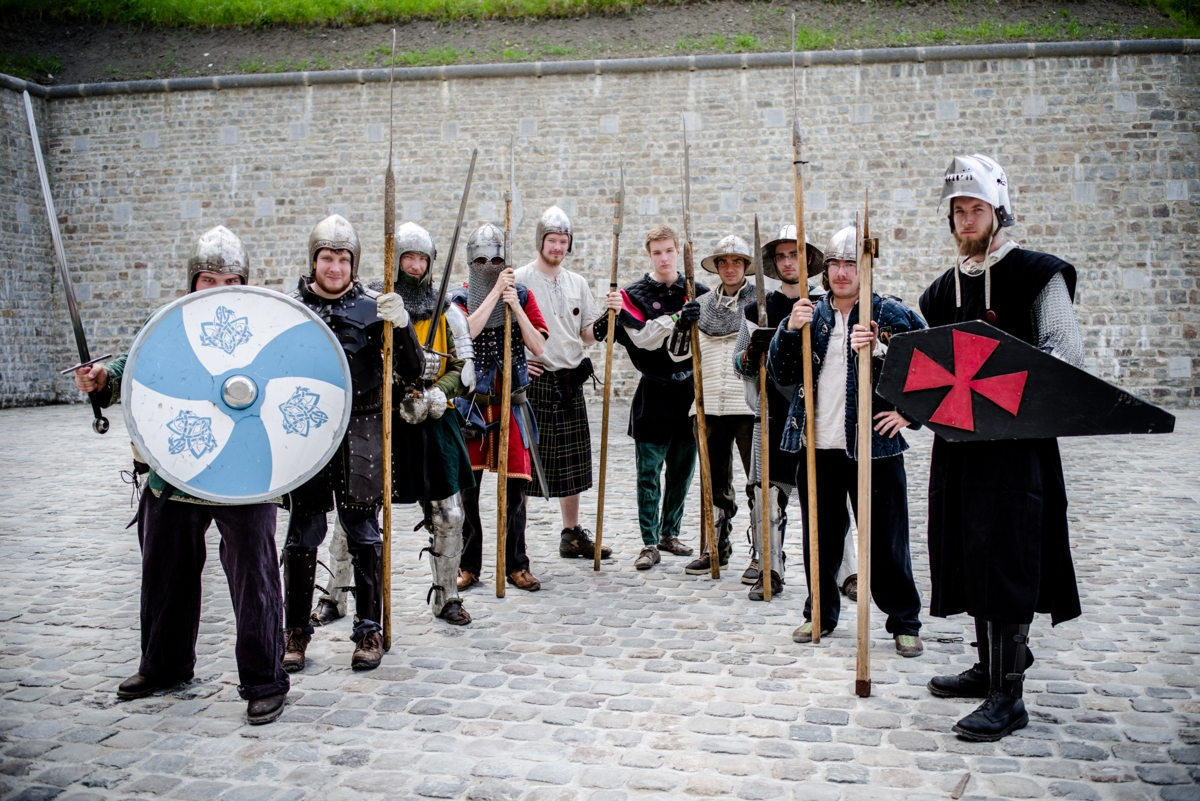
[855,679,872,698]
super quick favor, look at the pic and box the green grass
[0,0,696,26]
[0,51,63,79]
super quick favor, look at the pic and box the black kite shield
[877,320,1175,441]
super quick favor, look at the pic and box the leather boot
[684,513,730,574]
[559,526,612,559]
[928,617,990,698]
[282,548,318,672]
[349,544,384,670]
[952,622,1031,742]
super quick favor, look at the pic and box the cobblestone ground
[1,401,1198,801]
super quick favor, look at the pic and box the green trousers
[635,432,697,546]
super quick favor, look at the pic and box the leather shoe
[791,622,832,643]
[282,627,309,673]
[952,690,1029,742]
[741,559,760,585]
[927,664,989,698]
[841,574,858,603]
[310,598,343,627]
[559,526,612,559]
[438,600,472,626]
[456,569,479,590]
[507,569,542,592]
[634,545,661,571]
[247,693,286,725]
[748,570,783,601]
[657,535,693,556]
[352,630,384,670]
[116,671,188,700]
[895,634,924,658]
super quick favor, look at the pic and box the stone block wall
[1,89,66,406]
[3,47,1197,408]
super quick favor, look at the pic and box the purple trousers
[136,491,290,701]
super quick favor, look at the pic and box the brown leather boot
[351,630,384,670]
[282,628,310,673]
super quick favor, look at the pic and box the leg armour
[348,544,383,643]
[320,515,353,618]
[747,484,787,578]
[283,548,319,635]
[426,494,466,618]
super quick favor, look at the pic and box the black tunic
[744,292,800,485]
[919,247,1081,625]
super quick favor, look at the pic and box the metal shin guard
[426,494,466,617]
[988,621,1032,698]
[322,516,353,617]
[748,485,787,577]
[283,548,319,631]
[349,544,383,641]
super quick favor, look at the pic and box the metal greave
[427,494,466,616]
[283,548,319,631]
[747,484,786,577]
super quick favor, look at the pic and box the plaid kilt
[527,371,593,498]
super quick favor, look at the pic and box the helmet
[823,226,858,266]
[307,214,362,279]
[467,222,504,264]
[187,225,249,292]
[762,224,826,280]
[939,154,1015,231]
[700,234,754,274]
[395,221,437,284]
[535,205,573,255]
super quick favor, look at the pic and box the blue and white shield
[122,286,353,503]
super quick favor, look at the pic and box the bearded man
[515,206,620,561]
[920,154,1084,742]
[281,215,423,673]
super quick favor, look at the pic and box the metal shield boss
[122,286,353,503]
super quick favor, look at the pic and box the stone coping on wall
[1,38,1196,100]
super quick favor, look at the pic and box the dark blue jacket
[768,293,926,459]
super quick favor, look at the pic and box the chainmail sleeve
[1030,272,1084,369]
[733,317,754,377]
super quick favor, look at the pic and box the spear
[791,13,822,643]
[752,216,772,601]
[855,196,879,698]
[681,120,718,580]
[496,135,515,598]
[594,162,625,572]
[380,29,397,652]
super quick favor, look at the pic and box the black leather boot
[952,622,1031,742]
[928,617,990,698]
[282,548,318,673]
[350,544,384,670]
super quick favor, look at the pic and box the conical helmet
[307,214,362,278]
[466,222,505,265]
[700,234,754,274]
[534,205,573,255]
[395,221,437,285]
[823,226,858,266]
[187,225,249,291]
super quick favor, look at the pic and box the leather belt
[471,389,527,406]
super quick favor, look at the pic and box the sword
[23,90,110,435]
[424,148,478,351]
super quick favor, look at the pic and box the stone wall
[3,45,1197,408]
[0,89,67,406]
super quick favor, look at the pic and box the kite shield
[122,285,352,503]
[877,320,1175,442]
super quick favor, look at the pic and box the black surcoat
[919,248,1081,625]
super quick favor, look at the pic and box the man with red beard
[920,155,1084,742]
[515,206,620,561]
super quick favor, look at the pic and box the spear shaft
[381,29,397,652]
[855,197,879,698]
[753,216,772,601]
[496,136,515,598]
[594,163,625,572]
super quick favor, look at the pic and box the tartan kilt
[527,371,593,498]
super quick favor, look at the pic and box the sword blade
[424,148,478,350]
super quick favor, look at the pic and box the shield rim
[121,284,353,504]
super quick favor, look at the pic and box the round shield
[122,285,352,504]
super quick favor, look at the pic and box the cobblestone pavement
[1,401,1198,801]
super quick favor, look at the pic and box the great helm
[823,226,858,266]
[394,221,437,283]
[187,225,249,292]
[761,224,826,280]
[535,205,573,255]
[700,234,755,274]
[466,222,505,265]
[308,214,362,279]
[939,154,1015,232]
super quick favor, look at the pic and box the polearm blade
[855,197,878,698]
[381,28,398,653]
[424,148,478,350]
[791,12,822,643]
[23,90,109,435]
[680,116,718,580]
[753,215,771,601]
[594,161,625,572]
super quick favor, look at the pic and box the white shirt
[815,308,849,450]
[515,262,601,372]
